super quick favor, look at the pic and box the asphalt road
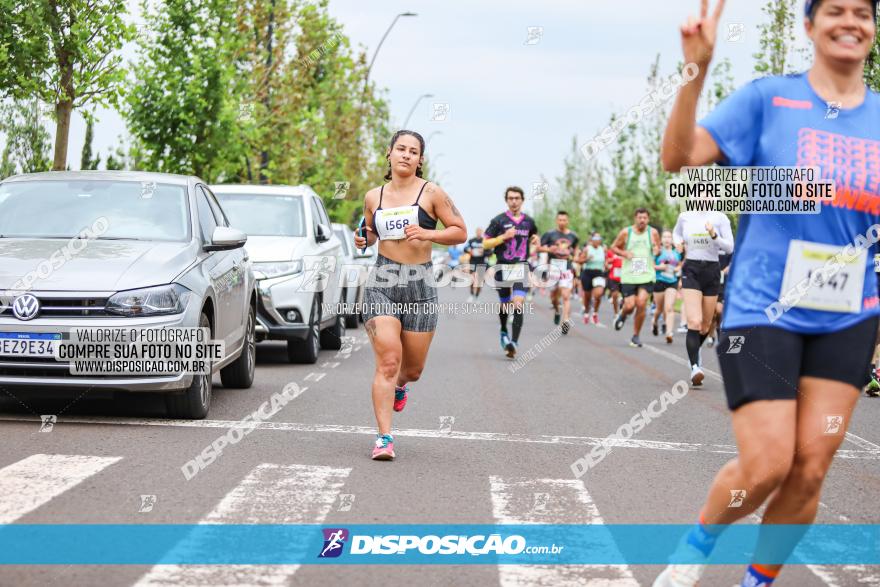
[1,286,879,586]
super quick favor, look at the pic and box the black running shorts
[681,259,721,296]
[718,317,880,411]
[621,283,652,298]
[580,269,606,291]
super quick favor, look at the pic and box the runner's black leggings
[499,305,525,342]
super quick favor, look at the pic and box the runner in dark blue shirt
[483,186,540,358]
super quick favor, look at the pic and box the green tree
[125,0,245,181]
[578,58,713,238]
[636,56,678,233]
[753,0,801,76]
[866,20,880,92]
[706,57,735,110]
[80,117,99,170]
[0,0,133,170]
[585,113,647,239]
[126,0,390,224]
[535,137,595,239]
[251,0,389,224]
[236,0,294,184]
[0,99,53,176]
[0,144,15,179]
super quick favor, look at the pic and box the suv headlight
[253,260,303,280]
[106,284,192,317]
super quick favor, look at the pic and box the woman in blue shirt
[654,1,880,586]
[651,230,683,344]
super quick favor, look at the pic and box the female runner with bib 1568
[654,1,880,586]
[354,130,467,461]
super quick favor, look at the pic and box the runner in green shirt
[610,207,660,348]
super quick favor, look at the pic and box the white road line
[844,432,880,451]
[642,343,723,379]
[489,476,638,586]
[643,344,880,452]
[135,463,350,586]
[303,372,326,382]
[0,454,121,523]
[320,362,341,369]
[0,415,877,460]
[0,415,734,453]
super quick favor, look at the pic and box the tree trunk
[53,100,72,170]
[53,53,75,171]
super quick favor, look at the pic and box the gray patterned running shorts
[362,254,439,332]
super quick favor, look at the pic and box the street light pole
[427,131,443,148]
[403,93,434,128]
[358,12,416,150]
[365,12,417,86]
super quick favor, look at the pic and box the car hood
[244,236,308,262]
[0,238,196,292]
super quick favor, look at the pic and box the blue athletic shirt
[655,248,682,284]
[700,72,880,334]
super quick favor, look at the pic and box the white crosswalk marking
[489,476,638,586]
[135,463,351,586]
[0,454,121,524]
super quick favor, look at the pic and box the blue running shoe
[500,330,511,352]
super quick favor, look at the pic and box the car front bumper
[0,292,202,393]
[254,274,313,341]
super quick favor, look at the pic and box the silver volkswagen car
[0,171,256,419]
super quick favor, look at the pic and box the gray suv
[0,171,256,419]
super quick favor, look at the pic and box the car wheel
[287,295,320,364]
[165,312,212,419]
[220,303,256,389]
[320,311,345,350]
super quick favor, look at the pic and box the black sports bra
[370,181,438,239]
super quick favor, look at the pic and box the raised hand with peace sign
[680,0,726,68]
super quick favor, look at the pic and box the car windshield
[0,180,190,241]
[215,193,305,237]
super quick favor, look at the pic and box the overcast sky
[61,0,813,231]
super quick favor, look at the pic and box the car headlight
[106,284,192,317]
[253,260,303,280]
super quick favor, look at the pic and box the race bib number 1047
[780,239,865,313]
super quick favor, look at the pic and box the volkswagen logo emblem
[12,294,40,321]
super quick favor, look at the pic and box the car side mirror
[205,226,247,251]
[316,223,330,243]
